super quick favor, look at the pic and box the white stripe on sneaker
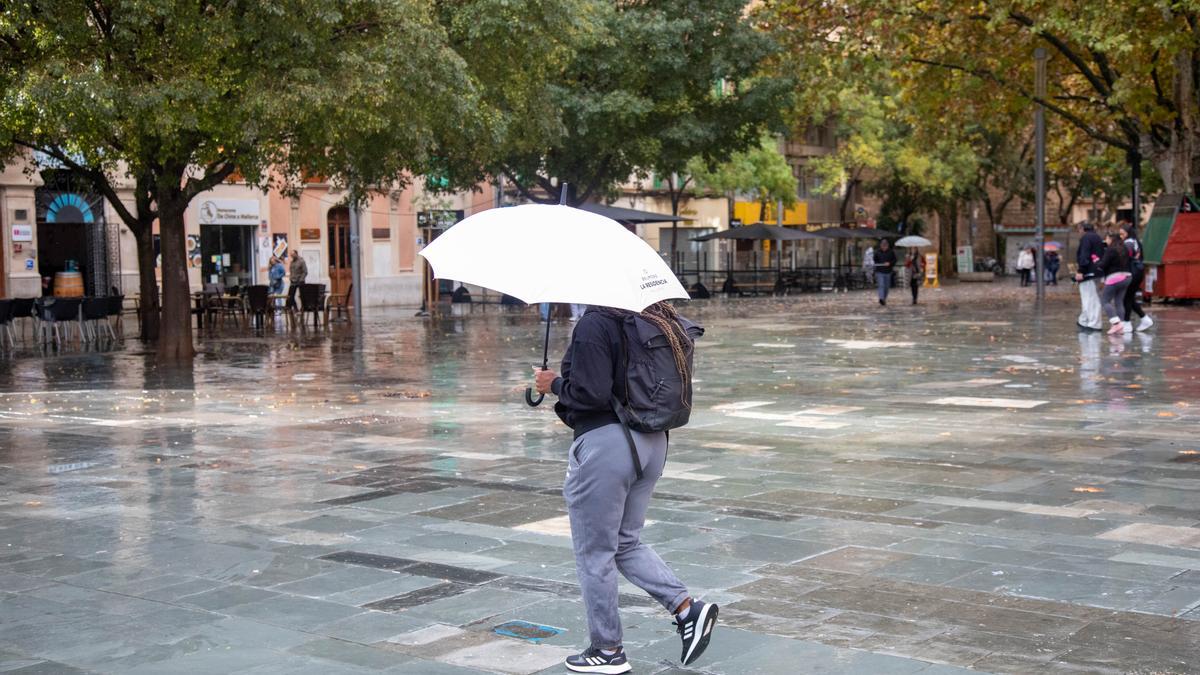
[683,603,713,664]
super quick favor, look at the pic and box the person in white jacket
[1017,247,1035,287]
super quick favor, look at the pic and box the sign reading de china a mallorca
[11,225,33,242]
[197,199,260,225]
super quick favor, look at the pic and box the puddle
[493,620,565,643]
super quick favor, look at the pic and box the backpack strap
[610,398,645,481]
[610,315,643,480]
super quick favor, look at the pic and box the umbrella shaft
[541,310,552,369]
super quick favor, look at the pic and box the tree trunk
[939,204,958,278]
[839,177,858,223]
[156,200,194,362]
[132,225,160,342]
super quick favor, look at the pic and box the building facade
[0,153,494,307]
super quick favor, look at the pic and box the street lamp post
[348,192,363,323]
[1034,47,1047,302]
[1129,148,1142,229]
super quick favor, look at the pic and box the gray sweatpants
[564,423,689,649]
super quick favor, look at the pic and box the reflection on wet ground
[2,284,1200,673]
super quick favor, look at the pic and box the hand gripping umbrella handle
[525,308,554,407]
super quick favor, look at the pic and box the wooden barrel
[53,271,84,297]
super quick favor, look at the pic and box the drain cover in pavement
[493,620,564,643]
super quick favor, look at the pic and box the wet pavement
[2,282,1200,674]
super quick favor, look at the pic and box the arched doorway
[36,169,112,296]
[327,207,351,296]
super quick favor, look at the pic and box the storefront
[197,198,260,288]
[35,170,117,297]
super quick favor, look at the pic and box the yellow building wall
[733,201,807,226]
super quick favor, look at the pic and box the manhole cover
[493,620,564,643]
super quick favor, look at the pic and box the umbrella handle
[525,310,553,407]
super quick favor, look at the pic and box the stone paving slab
[2,287,1200,673]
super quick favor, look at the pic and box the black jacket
[1076,231,1104,276]
[1096,243,1130,277]
[550,310,624,438]
[875,248,897,272]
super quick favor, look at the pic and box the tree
[691,134,798,223]
[456,0,791,207]
[772,0,1200,194]
[0,0,477,361]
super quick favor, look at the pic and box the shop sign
[11,224,33,242]
[198,198,260,225]
[300,228,321,241]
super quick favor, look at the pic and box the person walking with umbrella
[533,302,715,673]
[418,199,717,673]
[1044,244,1062,285]
[895,235,931,304]
[905,247,926,304]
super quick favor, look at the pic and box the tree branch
[1004,11,1111,99]
[502,167,547,204]
[183,160,238,201]
[12,139,146,226]
[907,57,1135,152]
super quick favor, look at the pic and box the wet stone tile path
[2,286,1200,673]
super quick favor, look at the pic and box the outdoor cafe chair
[325,282,352,324]
[80,297,110,343]
[0,299,16,350]
[296,283,325,329]
[245,285,271,329]
[104,295,124,340]
[36,297,83,348]
[10,297,36,342]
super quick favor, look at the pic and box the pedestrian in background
[1045,249,1061,285]
[1017,247,1035,287]
[287,250,307,309]
[905,248,925,304]
[873,239,896,306]
[863,245,876,282]
[1119,223,1154,331]
[1075,222,1105,330]
[1095,231,1133,335]
[268,256,286,296]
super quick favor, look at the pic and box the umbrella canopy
[578,202,685,225]
[895,235,933,247]
[418,204,688,313]
[1043,241,1063,251]
[690,222,821,242]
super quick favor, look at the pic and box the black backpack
[608,313,704,478]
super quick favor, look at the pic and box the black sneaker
[675,600,718,665]
[565,647,631,674]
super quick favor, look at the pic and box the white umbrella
[895,235,933,247]
[418,202,689,406]
[419,204,687,312]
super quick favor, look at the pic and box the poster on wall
[186,235,201,268]
[258,235,272,268]
[272,233,288,259]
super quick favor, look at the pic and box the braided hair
[596,301,693,407]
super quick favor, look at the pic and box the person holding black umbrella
[874,238,897,305]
